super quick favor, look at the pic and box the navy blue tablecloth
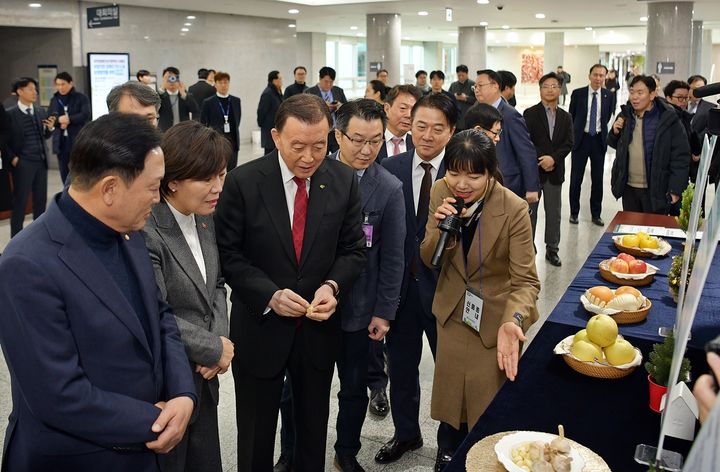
[548,232,720,350]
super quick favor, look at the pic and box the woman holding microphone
[420,129,540,468]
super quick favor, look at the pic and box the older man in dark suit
[376,85,422,165]
[328,99,406,471]
[214,94,365,472]
[568,64,616,226]
[524,72,574,267]
[6,77,54,237]
[0,113,196,472]
[305,66,347,153]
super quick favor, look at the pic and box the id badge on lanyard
[63,106,69,136]
[361,212,373,248]
[223,117,230,133]
[461,209,484,333]
[218,100,231,133]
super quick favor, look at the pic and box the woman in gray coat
[143,120,234,471]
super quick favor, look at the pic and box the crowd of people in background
[0,58,717,472]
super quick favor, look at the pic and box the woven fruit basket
[598,259,656,286]
[612,235,672,258]
[554,336,642,379]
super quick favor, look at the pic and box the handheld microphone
[430,197,465,268]
[693,82,720,99]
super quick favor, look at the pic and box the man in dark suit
[448,65,476,130]
[257,71,284,156]
[283,66,309,99]
[0,113,196,471]
[375,93,457,467]
[474,69,540,231]
[214,94,366,472]
[188,68,216,114]
[428,70,460,116]
[48,71,90,183]
[158,67,199,132]
[200,71,241,171]
[568,63,616,226]
[6,77,54,237]
[305,66,348,153]
[524,72,574,267]
[329,99,406,471]
[376,84,422,165]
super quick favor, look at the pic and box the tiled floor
[0,138,627,470]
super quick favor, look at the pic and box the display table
[446,212,720,471]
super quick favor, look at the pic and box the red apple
[628,260,648,274]
[610,258,629,273]
[617,253,636,263]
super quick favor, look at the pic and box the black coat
[188,81,216,113]
[158,92,199,132]
[608,98,690,213]
[48,88,90,154]
[523,102,574,185]
[200,95,241,153]
[256,86,283,149]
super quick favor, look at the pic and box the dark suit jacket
[568,86,616,150]
[376,133,414,165]
[0,197,195,471]
[305,84,347,106]
[523,102,574,185]
[257,85,283,149]
[328,153,405,332]
[143,200,228,413]
[0,105,10,169]
[48,88,90,154]
[158,91,200,132]
[214,152,366,378]
[496,99,540,197]
[188,80,216,114]
[382,150,444,313]
[6,105,52,162]
[200,95,242,153]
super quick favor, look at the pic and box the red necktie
[292,177,308,264]
[391,136,403,156]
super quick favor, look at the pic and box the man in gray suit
[332,99,406,471]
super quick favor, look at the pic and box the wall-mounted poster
[87,52,130,119]
[521,51,544,84]
[37,65,58,107]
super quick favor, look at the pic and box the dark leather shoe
[334,454,365,472]
[369,389,389,417]
[569,215,579,224]
[375,435,423,464]
[592,217,605,227]
[273,453,292,472]
[434,448,454,471]
[545,252,562,267]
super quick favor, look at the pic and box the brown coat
[420,178,540,429]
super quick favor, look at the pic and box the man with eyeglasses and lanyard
[524,72,574,267]
[663,80,703,184]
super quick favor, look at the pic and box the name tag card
[462,288,483,332]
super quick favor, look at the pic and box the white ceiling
[99,0,720,44]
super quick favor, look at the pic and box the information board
[87,53,129,119]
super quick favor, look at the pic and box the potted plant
[644,333,692,412]
[675,183,703,233]
[668,249,695,304]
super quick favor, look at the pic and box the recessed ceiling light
[640,16,648,22]
[535,13,546,19]
[585,27,593,31]
[501,25,510,29]
[350,26,358,30]
[184,23,192,26]
[477,0,489,4]
[28,3,42,7]
[143,35,150,39]
[418,11,429,16]
[181,28,189,32]
[288,9,300,14]
[288,24,296,28]
[186,15,195,19]
[479,21,489,26]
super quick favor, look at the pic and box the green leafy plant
[644,332,691,387]
[675,183,703,232]
[668,249,696,303]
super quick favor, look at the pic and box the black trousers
[569,133,606,219]
[622,185,654,213]
[165,381,222,472]
[335,329,371,457]
[279,371,295,458]
[437,422,469,452]
[386,278,438,442]
[367,339,388,391]
[233,327,335,472]
[10,159,47,237]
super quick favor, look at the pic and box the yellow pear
[586,314,619,348]
[573,329,590,345]
[639,236,659,249]
[621,234,640,247]
[604,339,636,366]
[571,340,603,362]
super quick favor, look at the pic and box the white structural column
[544,32,564,74]
[296,32,326,80]
[366,14,401,84]
[458,26,487,71]
[645,1,693,83]
[691,20,703,78]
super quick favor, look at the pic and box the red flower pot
[648,375,668,413]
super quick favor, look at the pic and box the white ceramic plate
[495,431,585,472]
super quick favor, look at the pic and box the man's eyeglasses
[670,95,690,102]
[479,127,502,138]
[471,83,494,92]
[541,84,560,90]
[340,131,383,147]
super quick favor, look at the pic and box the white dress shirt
[18,101,34,115]
[167,201,207,283]
[412,150,445,215]
[384,128,409,157]
[584,85,603,134]
[278,152,310,227]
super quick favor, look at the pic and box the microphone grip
[431,231,452,268]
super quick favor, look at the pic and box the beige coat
[420,178,540,429]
